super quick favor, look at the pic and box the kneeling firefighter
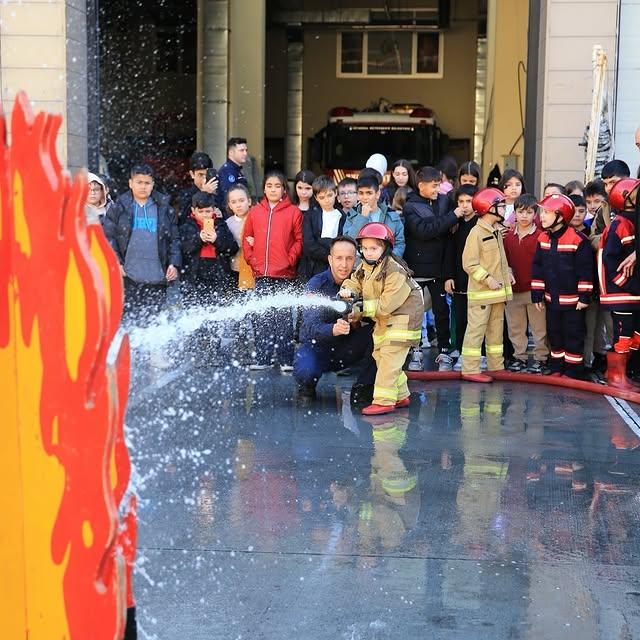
[340,222,424,415]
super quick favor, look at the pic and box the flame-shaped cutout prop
[0,93,136,639]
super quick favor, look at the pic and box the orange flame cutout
[0,93,134,638]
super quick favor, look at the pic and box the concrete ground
[126,353,640,640]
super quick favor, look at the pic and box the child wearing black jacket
[180,191,238,306]
[443,184,478,362]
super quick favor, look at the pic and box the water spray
[128,293,351,352]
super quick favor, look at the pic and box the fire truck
[310,101,449,181]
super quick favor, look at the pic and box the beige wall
[229,0,265,173]
[482,0,529,180]
[272,2,480,168]
[535,0,618,191]
[0,0,88,172]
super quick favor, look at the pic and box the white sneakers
[407,347,424,371]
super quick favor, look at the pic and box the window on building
[338,31,443,78]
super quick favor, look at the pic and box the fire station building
[0,0,637,193]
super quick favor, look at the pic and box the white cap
[365,153,388,177]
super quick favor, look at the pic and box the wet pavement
[126,355,640,640]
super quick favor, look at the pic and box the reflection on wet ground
[127,359,640,639]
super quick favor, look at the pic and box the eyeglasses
[339,191,357,196]
[88,187,103,194]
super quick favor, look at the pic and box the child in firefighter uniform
[339,222,423,415]
[461,188,514,383]
[598,178,640,390]
[531,194,594,378]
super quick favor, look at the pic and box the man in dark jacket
[104,164,181,322]
[294,236,375,401]
[217,137,249,210]
[403,166,464,370]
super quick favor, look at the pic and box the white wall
[614,0,640,176]
[537,0,618,188]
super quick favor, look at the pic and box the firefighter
[531,194,594,378]
[598,178,640,389]
[460,187,514,383]
[339,222,424,415]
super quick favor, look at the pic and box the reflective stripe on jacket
[341,256,423,347]
[462,218,513,306]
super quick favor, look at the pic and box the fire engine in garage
[310,100,449,181]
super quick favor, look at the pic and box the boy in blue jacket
[343,174,405,257]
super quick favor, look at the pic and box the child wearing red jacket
[243,170,303,371]
[503,194,549,373]
[598,178,640,389]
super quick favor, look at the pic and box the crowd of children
[94,143,640,392]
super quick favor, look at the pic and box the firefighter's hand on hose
[333,318,351,336]
[618,250,636,278]
[486,276,502,290]
[535,302,545,311]
[444,279,455,294]
[576,301,588,311]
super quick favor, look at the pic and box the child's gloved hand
[338,288,354,300]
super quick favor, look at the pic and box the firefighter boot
[606,351,637,391]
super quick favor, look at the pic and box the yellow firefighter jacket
[342,255,424,347]
[462,218,513,306]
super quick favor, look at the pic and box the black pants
[252,277,296,366]
[452,293,467,352]
[546,308,586,374]
[293,325,375,386]
[423,279,450,352]
[123,278,167,326]
[612,310,640,351]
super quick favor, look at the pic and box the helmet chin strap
[542,213,564,231]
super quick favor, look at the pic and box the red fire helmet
[472,188,506,216]
[538,193,575,224]
[609,178,640,212]
[356,222,395,248]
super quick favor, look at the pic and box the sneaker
[450,350,460,359]
[508,359,528,372]
[280,364,294,373]
[407,348,424,371]
[453,357,463,372]
[420,333,431,349]
[480,356,488,371]
[435,351,454,372]
[249,363,271,370]
[527,360,547,375]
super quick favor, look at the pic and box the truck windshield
[326,124,422,168]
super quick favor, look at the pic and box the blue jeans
[293,325,374,386]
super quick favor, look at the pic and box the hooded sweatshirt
[85,172,111,225]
